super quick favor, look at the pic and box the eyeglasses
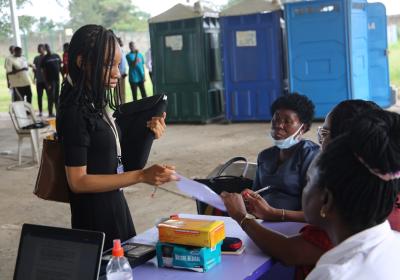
[317,126,330,145]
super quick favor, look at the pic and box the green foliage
[389,41,400,88]
[19,15,37,34]
[0,0,30,38]
[36,17,60,33]
[68,0,150,32]
[223,0,243,9]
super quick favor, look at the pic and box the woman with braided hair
[221,100,390,279]
[304,109,400,279]
[56,25,177,249]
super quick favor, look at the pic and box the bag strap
[103,112,121,158]
[214,157,249,178]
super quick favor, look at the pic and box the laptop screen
[14,224,105,280]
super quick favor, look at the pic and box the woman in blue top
[252,93,319,213]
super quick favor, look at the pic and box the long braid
[59,25,122,115]
[317,110,400,232]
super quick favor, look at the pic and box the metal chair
[8,101,54,168]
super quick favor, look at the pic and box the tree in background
[0,0,29,38]
[223,0,243,9]
[68,0,150,32]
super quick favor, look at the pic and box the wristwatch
[239,213,256,228]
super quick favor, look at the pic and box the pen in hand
[151,187,157,198]
[254,185,271,195]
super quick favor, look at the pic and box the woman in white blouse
[303,109,400,279]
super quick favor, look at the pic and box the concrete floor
[4,102,400,279]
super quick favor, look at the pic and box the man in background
[117,37,128,103]
[126,41,147,101]
[4,45,15,95]
[33,44,47,116]
[6,47,33,103]
[61,42,69,79]
[145,47,153,86]
[41,44,61,117]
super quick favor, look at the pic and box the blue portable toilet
[220,0,284,121]
[284,0,391,118]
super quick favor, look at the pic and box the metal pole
[9,0,21,47]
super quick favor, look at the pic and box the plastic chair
[8,101,54,167]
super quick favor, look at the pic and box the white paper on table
[176,174,227,211]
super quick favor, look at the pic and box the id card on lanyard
[103,112,124,175]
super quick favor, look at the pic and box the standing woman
[57,25,177,249]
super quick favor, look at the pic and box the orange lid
[112,239,124,257]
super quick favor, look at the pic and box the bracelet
[239,215,247,228]
[281,209,285,221]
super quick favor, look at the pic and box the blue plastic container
[284,0,390,118]
[220,11,284,121]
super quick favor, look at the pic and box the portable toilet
[284,0,391,118]
[149,3,223,123]
[220,0,284,121]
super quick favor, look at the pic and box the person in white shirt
[6,46,33,103]
[145,48,152,85]
[302,109,400,280]
[4,45,15,91]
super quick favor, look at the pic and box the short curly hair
[270,92,315,132]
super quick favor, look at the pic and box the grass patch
[389,41,400,88]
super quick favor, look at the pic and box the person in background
[57,24,177,249]
[41,44,61,117]
[304,109,400,279]
[61,42,69,79]
[222,100,384,279]
[145,47,153,85]
[117,37,127,103]
[33,44,47,116]
[126,41,146,101]
[4,45,15,93]
[6,46,33,103]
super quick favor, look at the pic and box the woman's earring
[320,208,326,218]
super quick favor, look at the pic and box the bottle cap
[112,239,124,257]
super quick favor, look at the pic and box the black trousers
[36,82,46,113]
[47,79,60,115]
[13,86,32,103]
[129,81,147,101]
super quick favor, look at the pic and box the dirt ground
[5,103,400,279]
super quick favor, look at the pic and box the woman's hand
[147,112,166,139]
[220,192,247,223]
[141,164,178,186]
[242,189,280,221]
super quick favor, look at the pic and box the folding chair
[8,101,54,168]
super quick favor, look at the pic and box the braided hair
[329,100,381,139]
[59,24,121,114]
[317,110,400,232]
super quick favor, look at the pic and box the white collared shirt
[306,221,400,280]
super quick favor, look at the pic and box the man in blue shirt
[126,41,147,101]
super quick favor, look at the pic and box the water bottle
[106,239,133,280]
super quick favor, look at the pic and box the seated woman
[222,99,382,279]
[304,109,400,279]
[253,93,319,214]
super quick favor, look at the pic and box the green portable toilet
[149,3,223,123]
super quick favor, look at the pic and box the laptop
[13,224,105,280]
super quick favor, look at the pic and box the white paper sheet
[176,175,227,211]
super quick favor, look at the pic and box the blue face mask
[271,124,304,150]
